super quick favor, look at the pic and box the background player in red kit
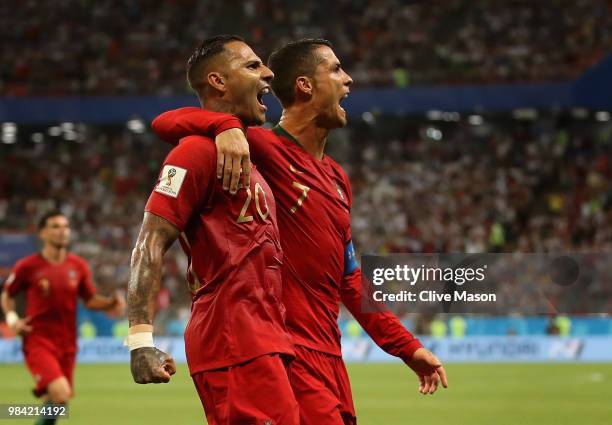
[1,210,125,424]
[153,39,448,425]
[126,35,298,425]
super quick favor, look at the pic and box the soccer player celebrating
[126,35,298,425]
[152,39,448,425]
[1,210,125,425]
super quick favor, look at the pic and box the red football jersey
[152,109,423,362]
[145,135,294,373]
[4,253,96,353]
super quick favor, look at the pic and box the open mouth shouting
[339,91,349,114]
[257,85,270,111]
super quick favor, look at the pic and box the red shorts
[290,345,356,425]
[23,338,75,398]
[192,353,299,425]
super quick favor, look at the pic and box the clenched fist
[130,347,176,384]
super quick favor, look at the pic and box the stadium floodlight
[1,134,16,144]
[2,122,17,144]
[61,122,75,131]
[513,108,538,120]
[448,112,460,122]
[426,110,443,120]
[595,111,610,122]
[426,127,443,141]
[48,126,62,137]
[571,108,589,119]
[127,118,145,133]
[31,132,44,143]
[64,131,78,141]
[468,115,484,125]
[361,111,375,124]
[2,122,16,133]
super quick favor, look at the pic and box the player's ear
[207,71,227,93]
[295,76,313,98]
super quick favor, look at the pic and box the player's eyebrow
[244,58,263,67]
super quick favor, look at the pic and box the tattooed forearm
[128,212,179,326]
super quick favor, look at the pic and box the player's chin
[252,110,266,126]
[242,109,266,126]
[334,108,348,128]
[251,101,267,124]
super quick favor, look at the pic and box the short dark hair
[38,210,65,230]
[268,38,333,107]
[187,34,245,94]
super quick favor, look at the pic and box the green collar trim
[272,125,302,148]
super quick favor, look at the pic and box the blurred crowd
[0,112,610,331]
[2,0,611,95]
[347,115,611,255]
[342,112,612,317]
[0,129,192,332]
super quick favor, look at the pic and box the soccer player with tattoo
[1,210,125,425]
[152,38,449,425]
[126,35,298,425]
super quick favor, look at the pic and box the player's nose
[261,65,274,83]
[343,70,353,87]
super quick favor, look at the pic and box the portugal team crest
[68,269,79,288]
[38,278,50,297]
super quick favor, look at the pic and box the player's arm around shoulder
[127,212,179,384]
[214,126,276,195]
[152,107,249,195]
[174,134,219,177]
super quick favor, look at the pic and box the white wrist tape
[125,332,154,351]
[5,311,19,327]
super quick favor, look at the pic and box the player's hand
[106,291,126,318]
[215,128,251,194]
[10,317,33,336]
[130,347,176,384]
[405,348,448,395]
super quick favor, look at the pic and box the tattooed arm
[127,212,179,384]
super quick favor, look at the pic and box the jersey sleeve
[342,168,353,211]
[145,135,217,231]
[3,260,29,297]
[339,172,422,361]
[152,107,244,147]
[244,128,277,172]
[340,263,423,362]
[77,259,97,302]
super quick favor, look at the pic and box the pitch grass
[0,363,611,425]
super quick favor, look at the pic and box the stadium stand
[1,0,611,95]
[0,112,610,333]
